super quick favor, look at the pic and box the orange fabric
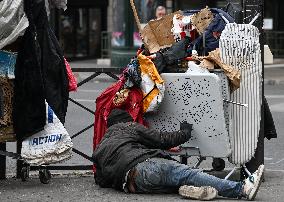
[137,54,164,112]
[138,54,164,85]
[142,88,159,112]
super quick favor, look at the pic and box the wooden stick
[130,0,142,33]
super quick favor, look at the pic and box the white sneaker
[243,165,264,200]
[179,185,218,201]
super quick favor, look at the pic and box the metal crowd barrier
[0,143,6,179]
[24,66,122,175]
[0,66,122,179]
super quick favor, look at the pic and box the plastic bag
[21,102,73,165]
[64,58,77,92]
[0,0,29,49]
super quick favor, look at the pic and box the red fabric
[180,31,186,39]
[93,76,146,172]
[64,58,77,92]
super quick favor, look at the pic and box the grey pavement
[0,170,283,202]
[264,66,284,85]
[264,58,284,85]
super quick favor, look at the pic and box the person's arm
[135,122,193,150]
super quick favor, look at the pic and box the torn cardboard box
[191,6,214,34]
[194,48,241,91]
[141,11,182,53]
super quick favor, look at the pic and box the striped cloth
[220,23,262,165]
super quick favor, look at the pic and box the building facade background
[53,0,284,61]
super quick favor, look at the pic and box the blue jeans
[134,158,243,198]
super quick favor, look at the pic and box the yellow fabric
[138,54,164,112]
[138,54,164,85]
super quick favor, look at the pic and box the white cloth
[0,0,29,49]
[186,61,209,74]
[220,23,262,165]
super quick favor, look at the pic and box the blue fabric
[184,8,234,55]
[0,50,17,78]
[134,158,243,198]
[183,8,234,23]
[124,59,141,88]
[47,105,54,123]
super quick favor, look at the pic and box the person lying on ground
[93,108,264,201]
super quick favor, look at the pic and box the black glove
[180,121,193,139]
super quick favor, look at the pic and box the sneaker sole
[248,165,264,201]
[179,185,217,201]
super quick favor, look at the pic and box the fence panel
[16,67,121,176]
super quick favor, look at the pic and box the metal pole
[0,143,6,179]
[16,141,22,178]
[125,0,134,47]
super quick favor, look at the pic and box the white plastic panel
[146,73,231,158]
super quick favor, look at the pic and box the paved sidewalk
[264,65,284,85]
[0,170,282,202]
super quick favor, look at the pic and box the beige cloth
[0,77,16,142]
[190,6,214,34]
[0,77,13,126]
[0,125,15,142]
[200,59,215,70]
[194,49,241,91]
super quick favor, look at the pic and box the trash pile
[94,0,266,171]
[93,5,244,153]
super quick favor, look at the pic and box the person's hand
[180,121,193,139]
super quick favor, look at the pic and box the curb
[264,79,284,85]
[264,64,284,68]
[5,170,93,179]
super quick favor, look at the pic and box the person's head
[107,109,133,128]
[155,6,166,19]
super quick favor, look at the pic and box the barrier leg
[0,143,6,179]
[16,141,23,179]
